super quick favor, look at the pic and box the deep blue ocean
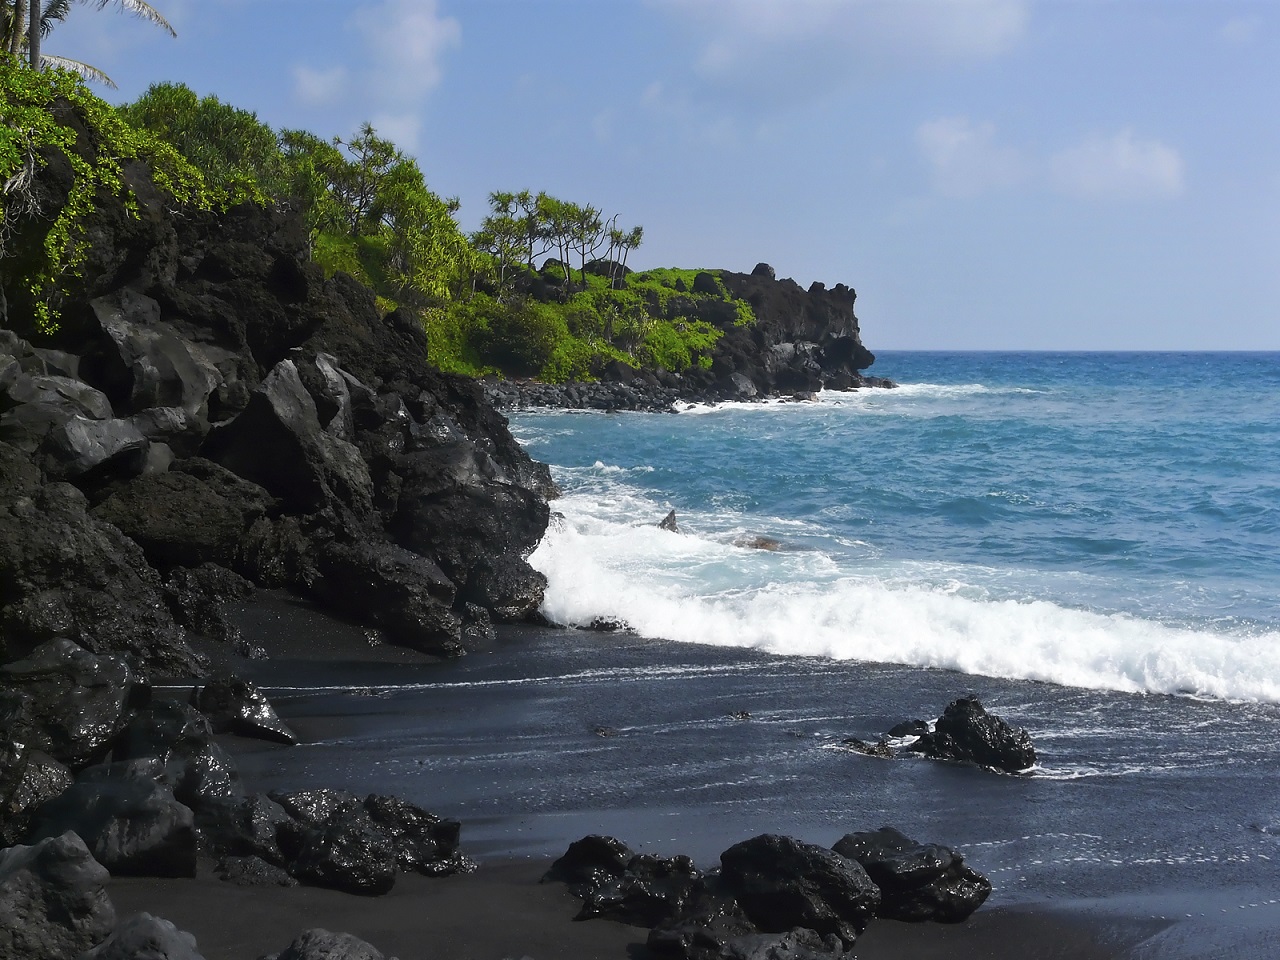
[516,351,1280,702]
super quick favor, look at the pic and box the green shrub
[1,58,208,334]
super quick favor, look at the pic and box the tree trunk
[8,0,29,56]
[27,0,41,68]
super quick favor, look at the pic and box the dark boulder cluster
[845,697,1038,774]
[545,829,990,958]
[2,153,553,674]
[0,639,460,958]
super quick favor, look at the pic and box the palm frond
[41,0,72,35]
[40,51,117,87]
[87,0,175,37]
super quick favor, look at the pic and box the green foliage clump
[0,58,207,333]
[116,82,279,206]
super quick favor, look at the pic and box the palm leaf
[87,0,175,37]
[40,51,117,87]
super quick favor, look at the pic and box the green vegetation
[0,58,206,333]
[2,62,757,379]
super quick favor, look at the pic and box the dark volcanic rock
[389,443,548,620]
[113,700,244,808]
[0,481,199,672]
[544,834,636,895]
[288,814,397,896]
[261,928,393,960]
[80,912,207,960]
[213,854,297,888]
[831,826,991,923]
[718,834,879,947]
[363,793,471,877]
[908,696,1037,773]
[0,831,116,960]
[89,458,275,570]
[314,540,462,656]
[266,788,470,893]
[193,675,296,744]
[204,358,373,517]
[31,774,196,877]
[0,639,138,769]
[194,794,294,867]
[0,742,73,846]
[576,853,703,927]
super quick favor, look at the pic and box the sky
[49,0,1280,351]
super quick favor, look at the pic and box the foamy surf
[529,504,1280,704]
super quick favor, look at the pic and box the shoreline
[105,859,1172,960]
[138,596,1275,960]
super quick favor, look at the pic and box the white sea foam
[529,500,1280,703]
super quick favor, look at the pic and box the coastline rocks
[266,788,472,894]
[0,640,139,769]
[88,459,275,571]
[30,775,197,878]
[576,852,703,927]
[0,832,115,960]
[0,479,200,674]
[719,834,879,947]
[831,827,990,923]
[314,540,462,656]
[3,158,553,674]
[0,742,73,846]
[113,701,245,809]
[192,675,297,745]
[543,834,636,894]
[260,928,396,960]
[907,696,1037,773]
[79,912,206,960]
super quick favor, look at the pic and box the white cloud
[293,65,349,107]
[1049,130,1185,200]
[1221,16,1262,45]
[662,0,1028,99]
[293,0,460,149]
[916,116,1027,198]
[352,0,461,104]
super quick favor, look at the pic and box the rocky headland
[485,263,895,413]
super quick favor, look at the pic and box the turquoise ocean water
[515,352,1280,702]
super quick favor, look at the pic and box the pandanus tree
[3,0,174,86]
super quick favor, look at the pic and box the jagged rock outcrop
[907,696,1037,773]
[0,98,553,676]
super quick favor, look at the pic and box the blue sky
[53,0,1280,350]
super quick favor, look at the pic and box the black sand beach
[115,593,1280,960]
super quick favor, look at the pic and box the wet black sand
[133,593,1280,959]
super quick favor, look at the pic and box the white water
[530,479,1280,703]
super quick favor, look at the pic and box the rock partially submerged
[907,696,1037,773]
[843,697,1037,774]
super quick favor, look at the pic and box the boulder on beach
[79,912,207,960]
[260,928,396,960]
[30,774,198,878]
[718,834,880,947]
[907,696,1037,773]
[832,826,991,923]
[0,831,116,960]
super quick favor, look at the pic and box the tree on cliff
[3,0,174,85]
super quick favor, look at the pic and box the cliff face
[712,263,878,395]
[0,133,553,675]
